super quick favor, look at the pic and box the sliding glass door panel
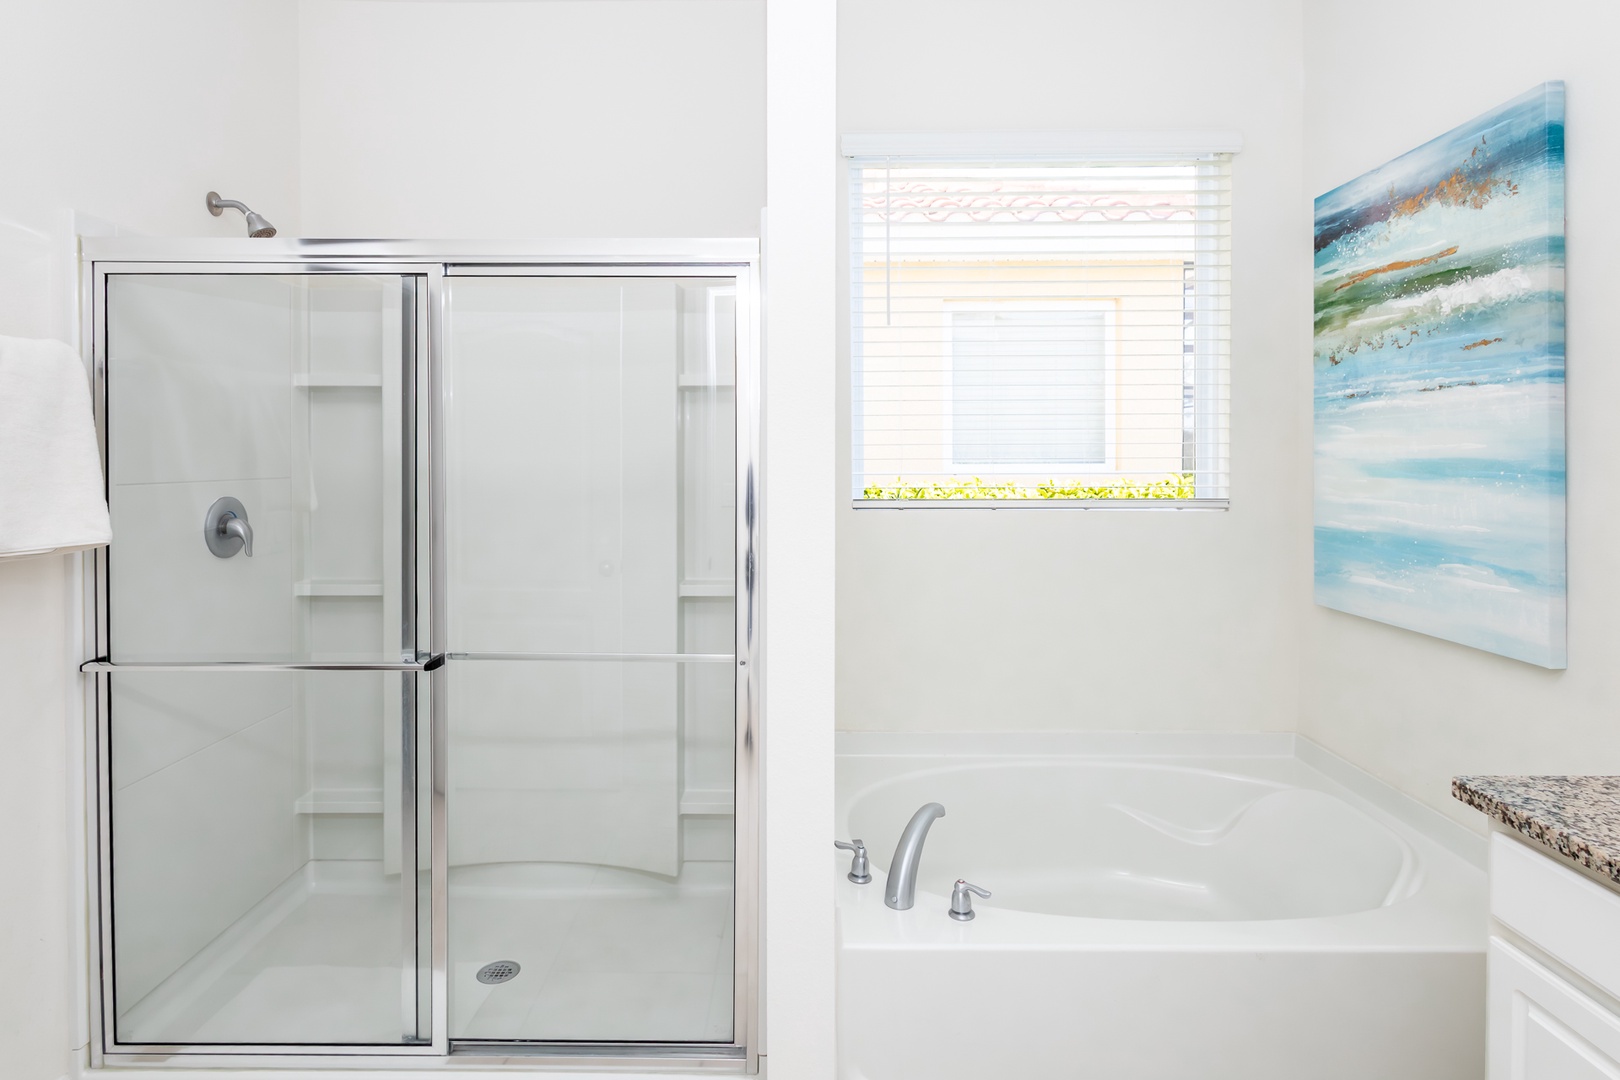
[99,270,428,1049]
[442,276,739,1045]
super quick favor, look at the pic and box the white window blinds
[848,149,1232,504]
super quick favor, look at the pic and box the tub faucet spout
[885,802,946,910]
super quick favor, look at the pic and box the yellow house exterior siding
[855,259,1188,485]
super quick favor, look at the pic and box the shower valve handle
[834,839,872,884]
[223,515,253,557]
[204,497,254,559]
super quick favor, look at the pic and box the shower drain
[476,960,521,985]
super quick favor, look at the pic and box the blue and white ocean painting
[1314,83,1566,668]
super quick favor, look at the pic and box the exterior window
[948,306,1113,470]
[848,148,1232,504]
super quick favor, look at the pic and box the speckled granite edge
[1453,775,1620,887]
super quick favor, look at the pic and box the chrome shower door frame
[80,239,762,1073]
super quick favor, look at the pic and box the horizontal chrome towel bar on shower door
[446,651,736,664]
[79,655,446,673]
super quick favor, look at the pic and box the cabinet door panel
[1490,937,1620,1080]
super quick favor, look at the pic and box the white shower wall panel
[304,389,384,586]
[682,599,735,803]
[444,279,683,876]
[108,478,300,661]
[109,672,297,791]
[445,279,679,655]
[111,698,305,1012]
[106,274,302,663]
[106,276,294,487]
[306,278,388,380]
[312,815,386,862]
[449,661,681,875]
[303,653,388,863]
[305,616,386,792]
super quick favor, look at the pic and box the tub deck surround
[1453,774,1620,888]
[835,733,1488,1080]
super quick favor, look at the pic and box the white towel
[0,335,112,557]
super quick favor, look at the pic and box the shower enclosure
[79,240,758,1067]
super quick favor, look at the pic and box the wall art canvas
[1313,82,1566,668]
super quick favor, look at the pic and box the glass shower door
[99,272,430,1047]
[441,275,740,1044]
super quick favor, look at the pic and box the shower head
[206,191,277,238]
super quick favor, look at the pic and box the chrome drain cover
[476,960,521,985]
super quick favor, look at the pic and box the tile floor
[117,859,734,1046]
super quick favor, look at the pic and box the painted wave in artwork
[1313,83,1566,668]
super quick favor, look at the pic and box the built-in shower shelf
[295,579,384,597]
[679,789,734,816]
[679,579,734,598]
[293,374,383,389]
[294,788,384,815]
[677,375,735,389]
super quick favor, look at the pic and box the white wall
[0,0,765,1073]
[0,5,301,1077]
[296,0,764,239]
[835,0,1312,734]
[762,2,838,1074]
[1301,0,1620,830]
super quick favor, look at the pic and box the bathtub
[835,733,1485,1080]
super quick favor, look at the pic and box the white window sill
[851,498,1230,510]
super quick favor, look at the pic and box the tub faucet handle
[834,839,872,884]
[949,880,991,922]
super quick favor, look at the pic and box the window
[948,305,1114,470]
[847,138,1233,504]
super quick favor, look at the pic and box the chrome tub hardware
[948,880,991,922]
[203,496,253,558]
[885,802,946,910]
[835,839,872,884]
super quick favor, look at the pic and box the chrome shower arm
[207,194,251,216]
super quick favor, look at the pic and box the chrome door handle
[205,496,253,558]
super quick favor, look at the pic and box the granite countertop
[1453,775,1620,887]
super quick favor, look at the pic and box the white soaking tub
[835,733,1486,1080]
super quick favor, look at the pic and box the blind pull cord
[885,155,892,326]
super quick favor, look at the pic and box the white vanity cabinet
[1488,833,1620,1079]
